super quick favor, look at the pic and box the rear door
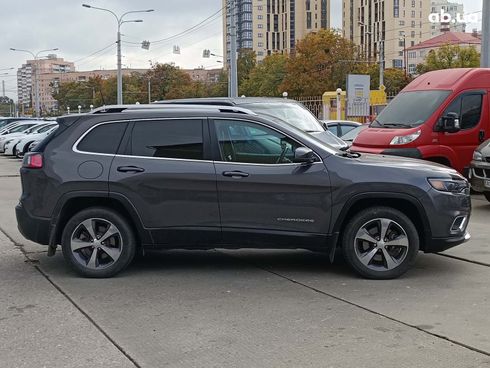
[438,91,486,173]
[109,118,221,246]
[210,118,332,248]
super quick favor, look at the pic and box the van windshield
[372,90,451,128]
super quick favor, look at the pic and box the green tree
[416,44,480,74]
[280,29,360,96]
[240,53,288,96]
[237,49,257,87]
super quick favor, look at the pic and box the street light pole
[228,0,238,97]
[82,4,153,105]
[10,47,58,117]
[482,0,490,67]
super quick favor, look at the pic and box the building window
[258,24,263,28]
[394,0,399,18]
[258,42,264,47]
[258,33,263,38]
[258,5,263,10]
[408,64,417,74]
[399,20,405,26]
[411,21,416,28]
[412,0,416,7]
[307,12,312,29]
[258,15,263,19]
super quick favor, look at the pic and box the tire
[61,207,136,278]
[484,192,490,202]
[342,206,419,280]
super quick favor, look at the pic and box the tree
[416,44,480,74]
[280,29,360,96]
[240,53,288,97]
[0,96,14,116]
[356,64,412,95]
[237,49,257,87]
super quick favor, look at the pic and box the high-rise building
[17,55,74,114]
[343,0,431,72]
[223,0,331,64]
[429,0,465,36]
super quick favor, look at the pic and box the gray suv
[16,105,471,279]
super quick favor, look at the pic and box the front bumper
[15,202,51,245]
[469,161,490,192]
[425,232,471,253]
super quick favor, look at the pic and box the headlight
[473,151,483,161]
[390,130,421,145]
[428,178,469,194]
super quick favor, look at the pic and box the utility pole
[379,40,384,88]
[229,0,238,97]
[482,0,490,67]
[2,80,4,97]
[147,77,151,104]
[82,4,154,105]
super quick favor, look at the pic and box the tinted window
[215,119,303,164]
[78,122,127,154]
[340,124,357,136]
[327,125,338,135]
[443,94,483,130]
[131,119,203,160]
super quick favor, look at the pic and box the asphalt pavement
[0,155,489,368]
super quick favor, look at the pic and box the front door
[211,118,332,248]
[109,118,220,246]
[438,91,486,173]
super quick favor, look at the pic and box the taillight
[23,153,43,169]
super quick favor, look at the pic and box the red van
[351,68,490,175]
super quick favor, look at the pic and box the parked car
[351,68,490,175]
[17,104,470,279]
[0,117,37,131]
[322,120,361,137]
[341,124,369,147]
[155,97,349,150]
[470,140,490,201]
[0,122,45,152]
[4,123,55,156]
[10,124,58,157]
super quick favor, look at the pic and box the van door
[437,91,486,174]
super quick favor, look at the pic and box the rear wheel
[484,192,490,202]
[61,207,136,278]
[342,207,419,279]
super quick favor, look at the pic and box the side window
[77,122,127,154]
[130,119,203,160]
[443,94,483,130]
[340,124,356,136]
[214,119,304,164]
[460,94,483,130]
[327,125,338,135]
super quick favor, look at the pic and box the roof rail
[90,104,257,116]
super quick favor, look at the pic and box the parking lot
[0,154,489,368]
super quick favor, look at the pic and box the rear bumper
[15,202,50,245]
[424,232,471,253]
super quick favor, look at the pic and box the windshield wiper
[382,123,414,128]
[370,119,384,127]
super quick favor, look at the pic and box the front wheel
[61,207,136,278]
[342,207,419,279]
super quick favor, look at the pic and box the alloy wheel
[354,218,409,271]
[70,218,123,270]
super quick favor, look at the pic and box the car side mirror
[294,147,317,164]
[441,112,461,133]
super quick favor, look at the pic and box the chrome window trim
[72,117,324,166]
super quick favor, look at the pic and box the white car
[3,123,54,156]
[0,122,46,153]
[13,124,58,157]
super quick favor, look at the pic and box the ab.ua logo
[428,10,479,24]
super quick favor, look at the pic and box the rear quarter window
[77,123,128,154]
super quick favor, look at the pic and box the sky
[0,0,483,101]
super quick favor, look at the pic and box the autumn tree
[240,53,288,97]
[280,29,360,96]
[416,44,480,74]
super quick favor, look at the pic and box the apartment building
[343,0,431,72]
[17,55,74,113]
[223,0,331,64]
[430,0,465,36]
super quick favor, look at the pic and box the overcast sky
[0,0,483,100]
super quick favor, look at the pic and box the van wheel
[342,207,419,279]
[61,207,136,278]
[484,192,490,202]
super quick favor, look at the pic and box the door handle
[479,130,485,143]
[222,171,249,178]
[117,166,145,173]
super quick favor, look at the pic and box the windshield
[373,90,451,128]
[241,102,323,132]
[341,125,368,141]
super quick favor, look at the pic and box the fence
[292,96,324,119]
